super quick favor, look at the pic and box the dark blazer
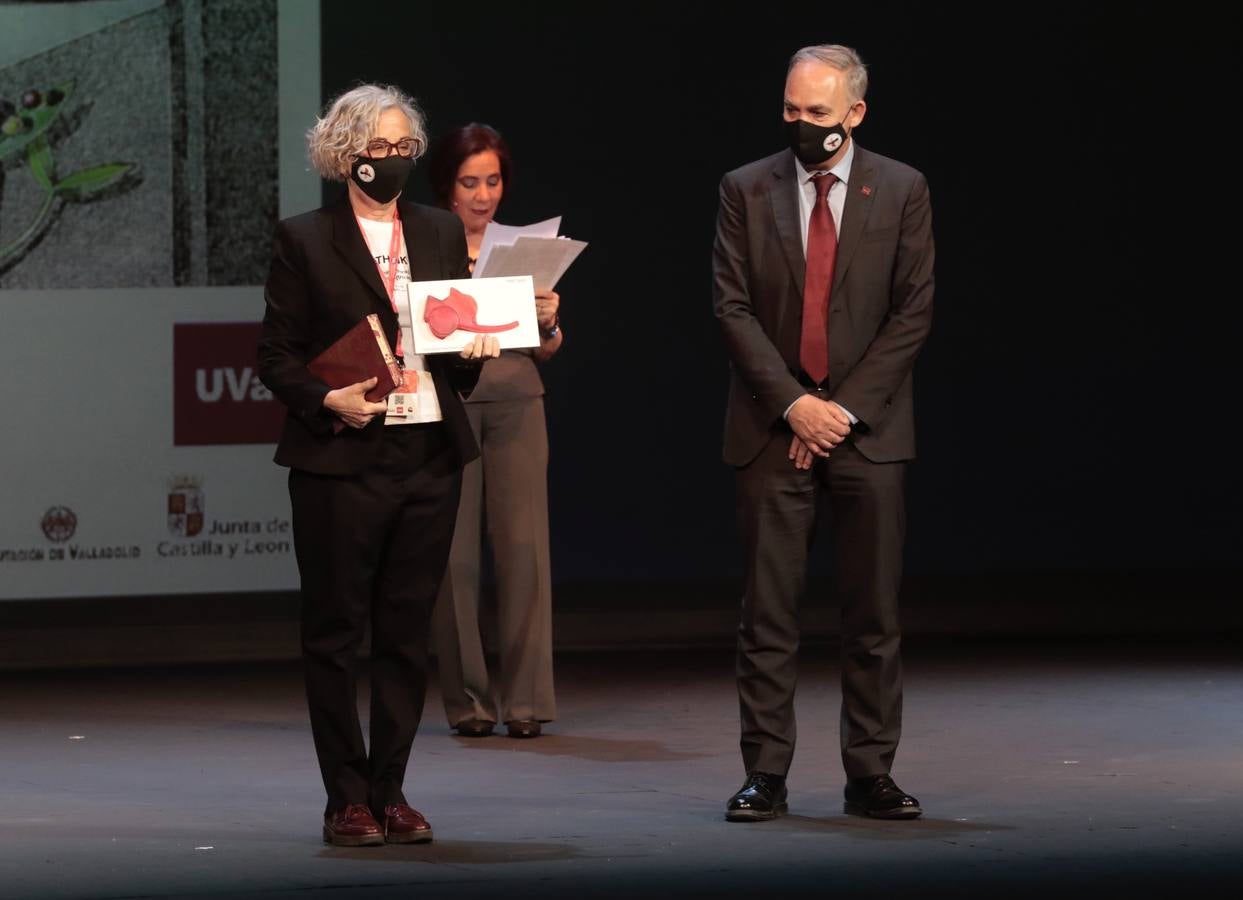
[258,198,482,475]
[713,145,934,466]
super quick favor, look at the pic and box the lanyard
[357,212,405,361]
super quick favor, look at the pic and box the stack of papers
[473,216,587,292]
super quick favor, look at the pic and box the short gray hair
[306,84,427,181]
[788,45,869,103]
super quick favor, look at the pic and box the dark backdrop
[319,3,1238,585]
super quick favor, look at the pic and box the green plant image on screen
[0,79,138,271]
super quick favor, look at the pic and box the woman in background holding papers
[426,123,562,739]
[258,86,499,846]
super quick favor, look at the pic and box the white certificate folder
[407,275,539,355]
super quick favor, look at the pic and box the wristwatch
[541,315,560,339]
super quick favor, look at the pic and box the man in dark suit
[259,85,500,846]
[713,45,934,821]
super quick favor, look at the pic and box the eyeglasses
[362,137,423,159]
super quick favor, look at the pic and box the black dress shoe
[725,772,788,821]
[844,774,922,819]
[453,718,495,737]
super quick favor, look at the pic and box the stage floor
[1,639,1239,898]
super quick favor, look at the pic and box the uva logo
[173,323,284,446]
[195,367,274,403]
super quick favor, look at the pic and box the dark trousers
[735,433,907,779]
[288,423,461,817]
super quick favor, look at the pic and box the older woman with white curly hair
[258,83,499,848]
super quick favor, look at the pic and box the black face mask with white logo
[350,154,413,203]
[784,117,850,167]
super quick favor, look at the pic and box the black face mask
[350,154,413,203]
[784,116,851,166]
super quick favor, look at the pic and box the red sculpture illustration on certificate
[423,287,519,340]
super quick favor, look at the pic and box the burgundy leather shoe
[383,803,434,844]
[322,803,384,846]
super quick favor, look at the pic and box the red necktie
[800,172,838,386]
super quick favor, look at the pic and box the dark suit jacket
[713,145,934,466]
[258,198,482,476]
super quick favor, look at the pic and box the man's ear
[848,100,868,131]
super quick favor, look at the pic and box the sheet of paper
[476,235,588,292]
[474,216,561,277]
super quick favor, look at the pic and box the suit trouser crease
[735,434,905,779]
[432,397,556,725]
[290,424,461,815]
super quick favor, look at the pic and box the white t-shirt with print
[356,216,443,424]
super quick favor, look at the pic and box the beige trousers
[431,397,555,725]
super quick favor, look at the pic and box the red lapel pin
[860,185,873,197]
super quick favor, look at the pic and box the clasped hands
[786,394,852,471]
[323,334,501,430]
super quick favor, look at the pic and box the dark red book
[307,313,402,402]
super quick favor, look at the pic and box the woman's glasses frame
[362,137,423,159]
